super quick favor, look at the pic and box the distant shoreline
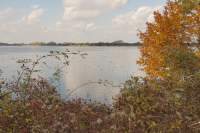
[0,42,141,47]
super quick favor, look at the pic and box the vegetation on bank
[0,0,200,132]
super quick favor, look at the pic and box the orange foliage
[138,1,200,78]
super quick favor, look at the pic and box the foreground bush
[112,75,200,132]
[0,79,111,133]
[1,74,200,132]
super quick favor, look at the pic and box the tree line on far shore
[0,41,140,47]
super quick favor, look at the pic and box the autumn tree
[138,0,200,78]
[178,0,200,13]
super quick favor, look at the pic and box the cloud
[112,6,162,31]
[0,8,22,33]
[56,20,96,33]
[63,0,129,20]
[0,1,164,43]
[85,22,96,31]
[32,5,41,9]
[0,7,47,42]
[0,8,16,20]
[22,7,44,24]
[106,5,162,42]
[107,0,129,9]
[57,0,129,34]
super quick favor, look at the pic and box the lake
[0,46,142,104]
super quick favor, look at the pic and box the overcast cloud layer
[0,0,164,43]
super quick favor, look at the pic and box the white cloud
[106,5,162,42]
[63,0,128,20]
[56,21,62,28]
[0,8,22,33]
[107,0,129,9]
[57,0,129,34]
[56,20,96,33]
[112,6,161,31]
[22,7,44,24]
[0,7,47,42]
[0,1,164,43]
[32,5,41,9]
[63,7,100,20]
[0,8,17,21]
[85,22,96,31]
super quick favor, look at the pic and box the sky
[0,0,166,43]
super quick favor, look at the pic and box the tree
[138,1,200,78]
[178,0,200,13]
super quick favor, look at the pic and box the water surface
[0,46,141,104]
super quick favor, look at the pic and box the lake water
[0,46,141,104]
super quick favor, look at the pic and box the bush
[0,79,111,133]
[110,75,200,132]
